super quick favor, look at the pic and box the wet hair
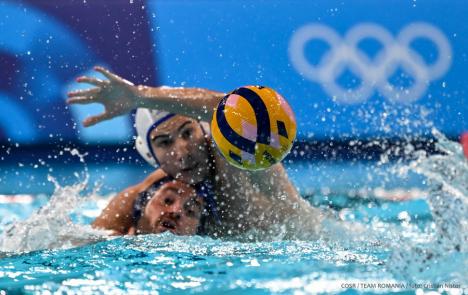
[132,176,174,225]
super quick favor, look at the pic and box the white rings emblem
[289,22,452,104]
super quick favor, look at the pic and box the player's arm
[67,66,223,127]
[245,163,300,201]
[91,186,140,234]
[91,169,167,234]
[212,147,299,201]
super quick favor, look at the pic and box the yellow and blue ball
[211,85,297,170]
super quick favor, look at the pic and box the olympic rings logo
[288,23,452,104]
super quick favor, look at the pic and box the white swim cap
[135,108,212,167]
[135,108,175,167]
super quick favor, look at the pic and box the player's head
[132,178,204,235]
[135,109,211,184]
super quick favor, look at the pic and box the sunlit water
[0,131,466,294]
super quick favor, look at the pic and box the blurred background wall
[0,0,466,195]
[1,0,467,146]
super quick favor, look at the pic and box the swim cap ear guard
[199,121,211,138]
[135,108,211,167]
[135,108,175,167]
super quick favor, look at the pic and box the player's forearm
[91,212,128,234]
[247,164,300,200]
[91,208,131,234]
[136,86,224,121]
[91,189,139,233]
[92,169,168,233]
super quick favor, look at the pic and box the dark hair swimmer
[128,177,206,236]
[90,108,220,236]
[78,67,324,238]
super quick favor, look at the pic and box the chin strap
[145,113,176,166]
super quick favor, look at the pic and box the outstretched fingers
[67,96,94,105]
[76,76,108,87]
[67,88,102,105]
[94,66,123,83]
[67,87,101,98]
[83,112,115,127]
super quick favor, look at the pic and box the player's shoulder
[113,169,167,200]
[137,169,168,191]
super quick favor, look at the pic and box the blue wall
[0,0,155,144]
[1,0,467,144]
[152,0,468,140]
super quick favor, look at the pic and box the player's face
[137,181,204,235]
[150,115,210,184]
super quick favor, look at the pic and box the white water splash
[0,149,111,253]
[388,129,468,284]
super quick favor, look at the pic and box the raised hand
[67,66,139,127]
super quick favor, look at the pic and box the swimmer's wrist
[133,85,194,109]
[134,85,157,108]
[132,85,224,119]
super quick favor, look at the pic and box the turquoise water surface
[0,134,467,294]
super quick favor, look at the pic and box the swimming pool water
[0,179,463,294]
[0,134,467,294]
[1,234,392,294]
